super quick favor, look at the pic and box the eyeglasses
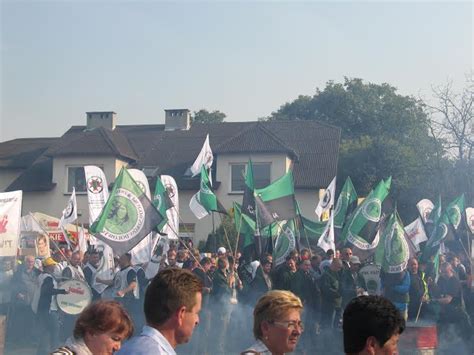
[269,320,304,331]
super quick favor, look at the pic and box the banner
[0,191,22,257]
[161,175,179,240]
[186,134,213,178]
[128,169,154,264]
[317,212,335,252]
[273,220,296,266]
[315,176,336,219]
[84,165,115,292]
[416,199,434,224]
[91,168,163,256]
[404,217,428,250]
[60,187,78,227]
[466,207,474,234]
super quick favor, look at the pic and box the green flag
[233,202,256,244]
[334,177,358,229]
[446,194,465,231]
[273,219,297,266]
[242,159,256,220]
[299,215,327,240]
[375,212,411,273]
[190,166,227,218]
[91,168,164,256]
[152,177,171,231]
[341,178,391,259]
[254,171,297,228]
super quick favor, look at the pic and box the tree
[425,75,473,205]
[192,109,226,124]
[268,77,444,221]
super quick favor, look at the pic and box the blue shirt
[117,325,177,355]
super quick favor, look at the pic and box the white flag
[128,169,154,264]
[60,187,77,227]
[416,199,434,224]
[187,134,213,177]
[315,176,336,218]
[161,175,179,240]
[0,191,22,257]
[189,193,209,220]
[84,165,114,293]
[466,207,474,234]
[75,224,88,255]
[317,212,335,252]
[404,217,428,251]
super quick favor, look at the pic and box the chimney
[86,111,117,130]
[164,109,191,131]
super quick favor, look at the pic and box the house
[0,110,341,244]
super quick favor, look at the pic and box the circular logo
[165,183,176,198]
[361,198,382,223]
[87,176,104,194]
[429,223,448,247]
[154,194,162,211]
[321,190,332,209]
[200,179,212,195]
[102,188,145,242]
[448,205,461,229]
[384,222,409,273]
[64,201,75,219]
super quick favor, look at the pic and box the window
[230,162,271,192]
[67,167,87,193]
[253,163,271,188]
[179,223,195,239]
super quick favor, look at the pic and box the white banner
[161,175,179,240]
[317,212,335,252]
[128,169,153,264]
[84,165,114,293]
[0,191,22,257]
[315,176,336,219]
[404,217,428,250]
[188,134,213,178]
[416,199,434,224]
[466,207,474,234]
[60,187,78,227]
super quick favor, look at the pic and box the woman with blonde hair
[241,290,304,355]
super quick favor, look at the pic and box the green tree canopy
[192,109,226,124]
[268,77,444,220]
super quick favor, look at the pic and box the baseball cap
[349,255,361,265]
[217,247,226,255]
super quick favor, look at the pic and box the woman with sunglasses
[241,290,304,355]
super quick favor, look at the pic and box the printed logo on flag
[102,188,145,242]
[428,223,448,247]
[384,223,409,273]
[153,195,162,211]
[135,181,146,193]
[321,190,332,209]
[64,201,75,219]
[87,176,104,194]
[361,198,382,222]
[447,205,462,229]
[200,179,212,195]
[0,215,8,234]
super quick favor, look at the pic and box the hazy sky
[1,1,472,142]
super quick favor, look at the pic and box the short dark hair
[343,295,405,354]
[144,268,203,326]
[200,257,211,265]
[74,300,133,339]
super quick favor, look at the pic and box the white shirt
[117,325,176,355]
[242,339,272,354]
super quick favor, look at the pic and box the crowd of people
[2,238,474,354]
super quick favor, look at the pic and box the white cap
[217,247,226,254]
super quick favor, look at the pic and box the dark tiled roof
[0,138,58,169]
[6,156,56,192]
[3,120,340,191]
[46,126,138,161]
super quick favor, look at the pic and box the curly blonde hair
[253,290,303,340]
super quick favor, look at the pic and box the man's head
[261,258,272,274]
[200,257,212,272]
[217,247,227,258]
[286,255,297,273]
[300,248,311,261]
[310,254,322,269]
[299,260,311,273]
[144,268,203,346]
[89,251,101,267]
[342,248,353,262]
[118,253,132,269]
[440,262,454,279]
[24,255,35,271]
[217,257,228,271]
[70,251,81,267]
[330,258,343,272]
[326,249,335,260]
[349,256,361,271]
[343,295,405,355]
[407,258,419,275]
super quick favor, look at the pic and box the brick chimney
[86,111,117,130]
[164,109,191,131]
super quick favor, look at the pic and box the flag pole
[233,207,244,263]
[217,213,234,257]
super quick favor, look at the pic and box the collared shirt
[242,339,272,354]
[117,325,176,355]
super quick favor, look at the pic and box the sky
[0,1,472,142]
